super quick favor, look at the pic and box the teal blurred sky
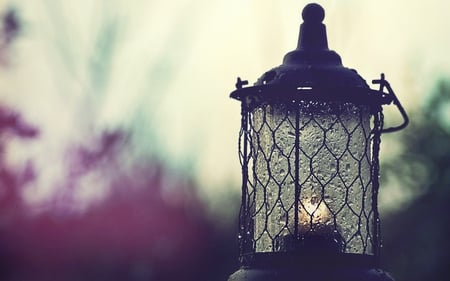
[1,0,449,214]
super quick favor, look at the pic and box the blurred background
[0,0,449,280]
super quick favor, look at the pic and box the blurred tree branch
[0,8,19,66]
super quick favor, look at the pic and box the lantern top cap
[302,3,325,23]
[231,2,373,102]
[296,3,329,52]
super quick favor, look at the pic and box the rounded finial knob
[302,3,325,23]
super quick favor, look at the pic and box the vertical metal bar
[294,105,300,238]
[239,103,249,256]
[371,108,383,261]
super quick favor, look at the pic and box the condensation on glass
[240,100,375,255]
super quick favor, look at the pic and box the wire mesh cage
[237,95,383,259]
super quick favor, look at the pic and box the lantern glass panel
[249,100,374,254]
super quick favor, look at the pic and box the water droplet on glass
[251,102,373,254]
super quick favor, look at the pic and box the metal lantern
[228,3,408,281]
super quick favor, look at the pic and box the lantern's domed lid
[253,3,368,90]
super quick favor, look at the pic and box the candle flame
[299,196,333,234]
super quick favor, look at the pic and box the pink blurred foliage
[0,105,38,213]
[0,8,230,281]
[0,106,219,281]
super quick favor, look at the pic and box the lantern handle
[372,73,409,133]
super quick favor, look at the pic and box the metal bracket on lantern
[372,73,409,133]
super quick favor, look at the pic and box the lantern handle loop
[372,73,409,133]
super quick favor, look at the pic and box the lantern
[228,3,408,281]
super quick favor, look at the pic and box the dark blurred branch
[0,106,38,138]
[0,8,20,66]
[2,9,19,45]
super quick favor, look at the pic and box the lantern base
[228,267,394,281]
[227,253,394,281]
